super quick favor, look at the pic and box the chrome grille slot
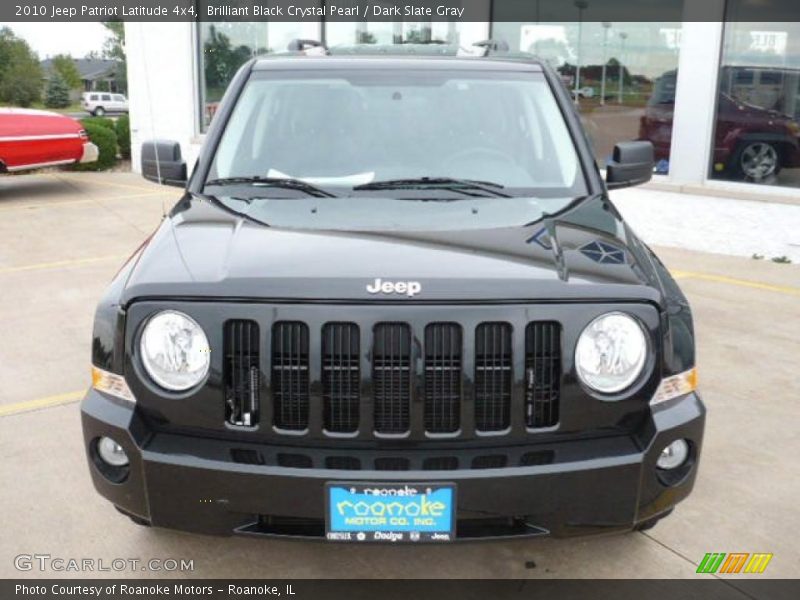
[322,322,360,433]
[424,323,462,433]
[372,323,411,434]
[272,322,310,431]
[224,319,260,427]
[474,322,512,432]
[525,322,561,428]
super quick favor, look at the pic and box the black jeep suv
[82,45,704,542]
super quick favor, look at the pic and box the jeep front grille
[372,323,412,434]
[223,317,562,439]
[474,322,513,432]
[525,322,561,428]
[424,323,462,433]
[224,319,260,427]
[322,322,360,433]
[272,321,310,431]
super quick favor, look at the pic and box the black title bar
[3,0,800,23]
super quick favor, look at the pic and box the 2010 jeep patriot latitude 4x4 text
[82,44,704,542]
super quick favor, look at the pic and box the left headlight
[140,310,210,391]
[575,312,649,395]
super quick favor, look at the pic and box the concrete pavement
[0,172,798,580]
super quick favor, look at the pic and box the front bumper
[80,142,99,164]
[81,389,705,540]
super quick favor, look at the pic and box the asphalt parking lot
[0,171,798,581]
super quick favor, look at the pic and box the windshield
[207,68,586,196]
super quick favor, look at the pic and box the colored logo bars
[697,553,773,574]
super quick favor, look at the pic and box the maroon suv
[640,71,800,181]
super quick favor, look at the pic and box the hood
[120,193,665,305]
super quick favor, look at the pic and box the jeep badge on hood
[366,278,422,297]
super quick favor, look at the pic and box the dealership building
[125,0,800,200]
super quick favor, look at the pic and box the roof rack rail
[473,39,510,53]
[457,39,511,58]
[286,39,329,54]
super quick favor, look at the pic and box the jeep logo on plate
[366,278,421,297]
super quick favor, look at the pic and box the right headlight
[140,310,210,391]
[575,312,648,394]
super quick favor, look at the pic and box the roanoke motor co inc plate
[325,482,456,542]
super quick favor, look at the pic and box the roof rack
[286,39,329,54]
[473,39,510,53]
[456,39,510,58]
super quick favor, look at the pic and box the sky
[0,22,110,59]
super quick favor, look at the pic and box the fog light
[97,437,129,467]
[657,439,689,470]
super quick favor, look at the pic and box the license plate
[325,482,456,542]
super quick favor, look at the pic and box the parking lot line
[0,190,165,213]
[671,269,800,297]
[47,173,159,193]
[0,390,84,417]
[0,254,128,275]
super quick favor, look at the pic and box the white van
[81,92,129,116]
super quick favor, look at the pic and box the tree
[45,73,70,108]
[51,54,82,90]
[102,21,126,93]
[0,27,42,107]
[356,31,377,44]
[203,25,252,94]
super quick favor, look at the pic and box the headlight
[140,310,210,391]
[575,312,648,394]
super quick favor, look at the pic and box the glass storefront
[194,2,800,192]
[491,20,682,170]
[199,21,313,128]
[711,18,800,187]
[197,3,464,130]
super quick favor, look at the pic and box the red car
[640,72,800,181]
[0,108,98,173]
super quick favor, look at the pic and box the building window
[325,20,460,47]
[198,21,319,130]
[491,10,682,172]
[711,16,800,187]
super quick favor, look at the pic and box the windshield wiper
[204,176,337,198]
[353,177,511,198]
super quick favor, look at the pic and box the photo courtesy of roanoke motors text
[1,0,799,598]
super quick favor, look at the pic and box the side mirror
[606,141,654,190]
[141,140,187,187]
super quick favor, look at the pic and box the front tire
[93,107,106,117]
[731,141,781,181]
